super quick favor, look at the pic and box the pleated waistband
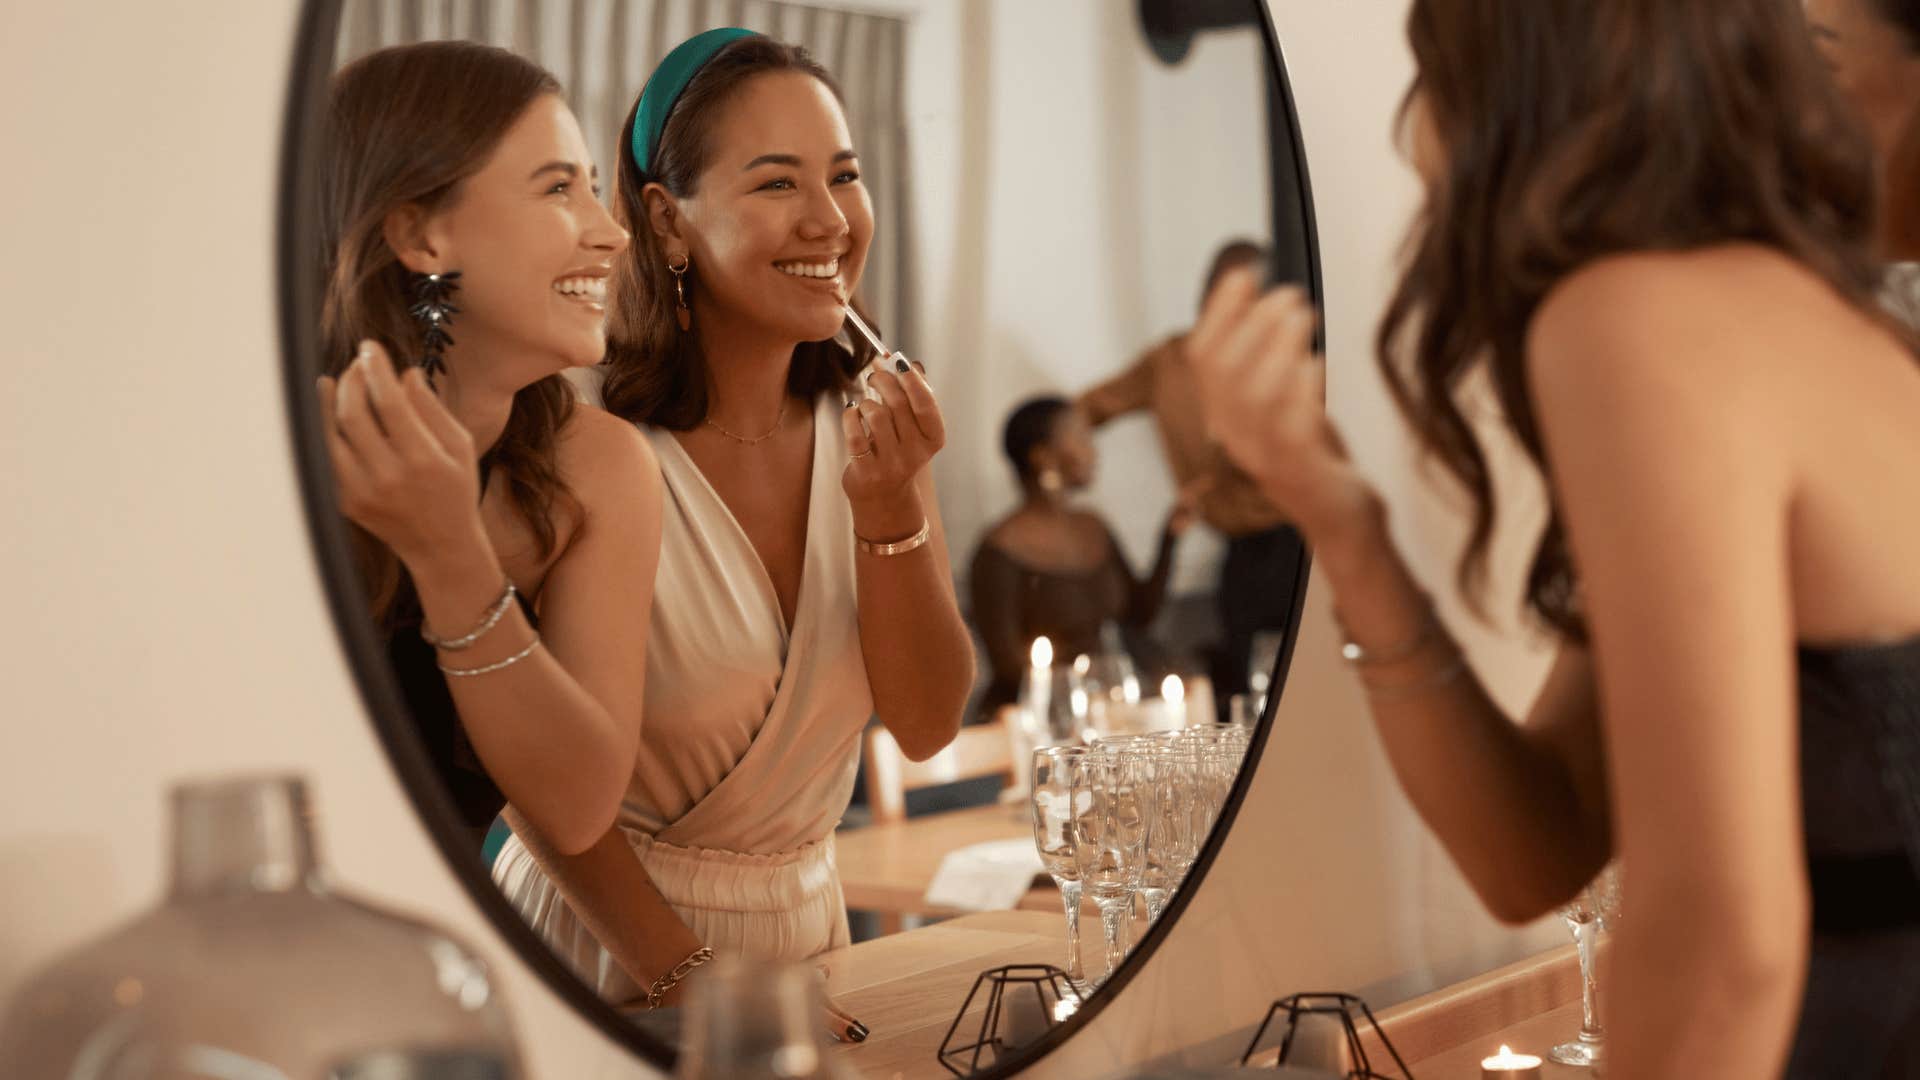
[626,830,841,915]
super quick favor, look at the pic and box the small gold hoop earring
[667,253,691,331]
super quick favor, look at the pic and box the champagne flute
[1549,864,1622,1068]
[1030,747,1090,989]
[1071,750,1149,984]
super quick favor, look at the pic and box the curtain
[334,0,913,346]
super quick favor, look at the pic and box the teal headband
[630,27,761,174]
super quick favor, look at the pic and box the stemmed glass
[1071,750,1150,984]
[1138,745,1196,922]
[1029,747,1090,989]
[1550,864,1622,1067]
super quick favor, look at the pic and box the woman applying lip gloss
[490,30,973,1013]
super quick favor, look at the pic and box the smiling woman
[488,27,977,1018]
[316,41,663,860]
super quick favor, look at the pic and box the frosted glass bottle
[0,774,522,1078]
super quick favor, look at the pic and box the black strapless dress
[384,591,533,847]
[1786,639,1920,1077]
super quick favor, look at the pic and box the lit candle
[1480,1044,1542,1079]
[1023,636,1054,722]
[1161,674,1185,706]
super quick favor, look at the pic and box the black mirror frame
[274,2,1319,1073]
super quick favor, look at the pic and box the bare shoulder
[1526,245,1847,416]
[556,404,662,502]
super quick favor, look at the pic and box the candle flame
[1073,653,1091,676]
[1162,674,1185,705]
[1031,636,1053,667]
[1499,1046,1512,1056]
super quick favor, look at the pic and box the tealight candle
[1480,1044,1543,1079]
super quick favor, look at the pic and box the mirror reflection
[314,0,1304,1066]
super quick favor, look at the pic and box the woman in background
[317,42,662,859]
[969,396,1196,710]
[1194,2,1920,1076]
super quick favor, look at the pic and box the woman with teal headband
[491,30,975,1009]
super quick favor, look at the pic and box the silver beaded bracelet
[421,579,516,651]
[437,635,542,678]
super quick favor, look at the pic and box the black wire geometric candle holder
[936,964,1079,1077]
[1239,993,1414,1078]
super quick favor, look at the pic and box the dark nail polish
[845,399,857,409]
[895,358,909,374]
[849,1021,869,1043]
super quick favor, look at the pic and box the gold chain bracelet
[645,945,715,1010]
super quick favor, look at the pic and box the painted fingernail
[895,358,909,374]
[848,1021,869,1043]
[845,398,857,409]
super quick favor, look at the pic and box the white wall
[905,2,1271,595]
[0,2,1560,1078]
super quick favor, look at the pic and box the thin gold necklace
[704,397,787,445]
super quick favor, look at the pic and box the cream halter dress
[493,393,874,1002]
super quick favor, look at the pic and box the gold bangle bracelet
[856,519,931,557]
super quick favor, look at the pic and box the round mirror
[278,1,1318,1074]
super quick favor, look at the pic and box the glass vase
[0,774,522,1078]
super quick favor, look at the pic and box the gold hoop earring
[667,252,691,332]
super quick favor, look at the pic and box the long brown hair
[1378,0,1897,639]
[320,42,578,623]
[1892,107,1920,259]
[600,36,873,430]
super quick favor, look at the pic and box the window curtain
[335,0,914,348]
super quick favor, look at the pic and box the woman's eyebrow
[740,149,859,171]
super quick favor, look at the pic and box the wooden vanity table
[821,911,1591,1079]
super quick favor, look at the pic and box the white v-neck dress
[493,394,874,1001]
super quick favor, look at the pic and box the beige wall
[0,2,1560,1077]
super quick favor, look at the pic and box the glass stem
[1572,916,1603,1043]
[1143,888,1168,923]
[1058,879,1084,983]
[1097,898,1128,981]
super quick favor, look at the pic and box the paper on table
[923,838,1048,912]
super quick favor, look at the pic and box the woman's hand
[1187,270,1380,552]
[317,340,486,568]
[842,356,945,538]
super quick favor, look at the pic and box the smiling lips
[554,275,608,309]
[775,256,841,281]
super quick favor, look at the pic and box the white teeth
[775,258,839,279]
[554,277,607,301]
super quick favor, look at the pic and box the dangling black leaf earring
[667,253,692,332]
[407,270,462,385]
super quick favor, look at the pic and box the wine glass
[1029,746,1090,989]
[1139,746,1195,921]
[677,956,844,1079]
[1071,750,1150,984]
[1549,864,1622,1068]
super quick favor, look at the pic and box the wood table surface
[835,802,1065,918]
[822,909,1074,1080]
[819,905,1591,1080]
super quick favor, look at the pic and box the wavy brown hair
[1378,0,1901,639]
[600,36,873,430]
[320,42,579,624]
